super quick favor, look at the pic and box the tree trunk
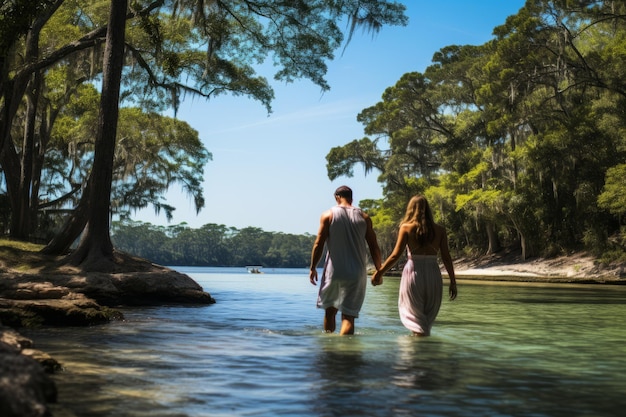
[2,70,32,240]
[2,3,60,240]
[13,72,40,239]
[40,195,90,255]
[67,0,128,270]
[485,222,502,254]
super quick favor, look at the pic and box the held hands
[371,269,384,286]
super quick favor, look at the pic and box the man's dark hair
[334,185,353,200]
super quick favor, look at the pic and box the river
[24,267,626,416]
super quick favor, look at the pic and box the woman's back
[403,221,445,256]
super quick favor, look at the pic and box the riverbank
[452,250,626,284]
[0,241,215,417]
[378,250,626,285]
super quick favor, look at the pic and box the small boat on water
[246,266,264,274]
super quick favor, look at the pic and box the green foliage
[326,138,384,180]
[111,220,315,267]
[120,0,407,112]
[0,0,407,246]
[40,84,210,221]
[326,0,626,259]
[113,107,211,219]
[598,226,626,265]
[360,198,398,256]
[598,164,626,217]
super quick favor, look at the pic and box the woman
[372,195,457,336]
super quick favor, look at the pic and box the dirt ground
[452,249,625,284]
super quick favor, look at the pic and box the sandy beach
[451,251,625,285]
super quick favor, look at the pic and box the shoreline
[0,249,215,417]
[451,251,625,285]
[381,250,626,285]
[381,269,626,285]
[450,271,626,285]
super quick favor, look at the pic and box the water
[23,267,626,417]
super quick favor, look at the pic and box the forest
[1,1,624,269]
[327,0,626,263]
[111,220,315,267]
[0,0,406,269]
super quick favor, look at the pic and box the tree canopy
[0,0,407,268]
[327,0,626,261]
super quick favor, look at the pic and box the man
[309,185,382,335]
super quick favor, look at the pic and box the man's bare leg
[339,314,355,335]
[324,307,338,333]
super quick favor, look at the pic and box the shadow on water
[311,335,462,417]
[33,324,201,417]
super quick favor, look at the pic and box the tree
[111,220,173,263]
[112,108,211,221]
[111,221,315,267]
[0,0,408,269]
[30,78,209,246]
[598,164,626,219]
[326,0,626,259]
[0,0,65,239]
[63,0,129,268]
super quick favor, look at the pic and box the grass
[0,238,59,272]
[0,237,165,274]
[0,238,44,252]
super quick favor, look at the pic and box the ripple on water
[24,272,626,417]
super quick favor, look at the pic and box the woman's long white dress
[398,248,443,335]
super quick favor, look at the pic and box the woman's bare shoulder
[399,221,417,232]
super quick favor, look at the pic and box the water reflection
[392,337,458,392]
[312,335,463,416]
[313,336,368,416]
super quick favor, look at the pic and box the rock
[0,296,121,327]
[33,269,215,306]
[0,249,216,416]
[107,270,216,305]
[21,348,63,373]
[0,277,124,328]
[0,340,57,417]
[0,260,215,308]
[0,326,62,415]
[0,326,33,349]
[0,262,214,327]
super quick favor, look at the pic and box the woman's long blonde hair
[402,195,435,246]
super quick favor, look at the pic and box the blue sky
[133,0,526,235]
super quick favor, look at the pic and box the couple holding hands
[309,186,457,336]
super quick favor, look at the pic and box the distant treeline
[111,221,315,268]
